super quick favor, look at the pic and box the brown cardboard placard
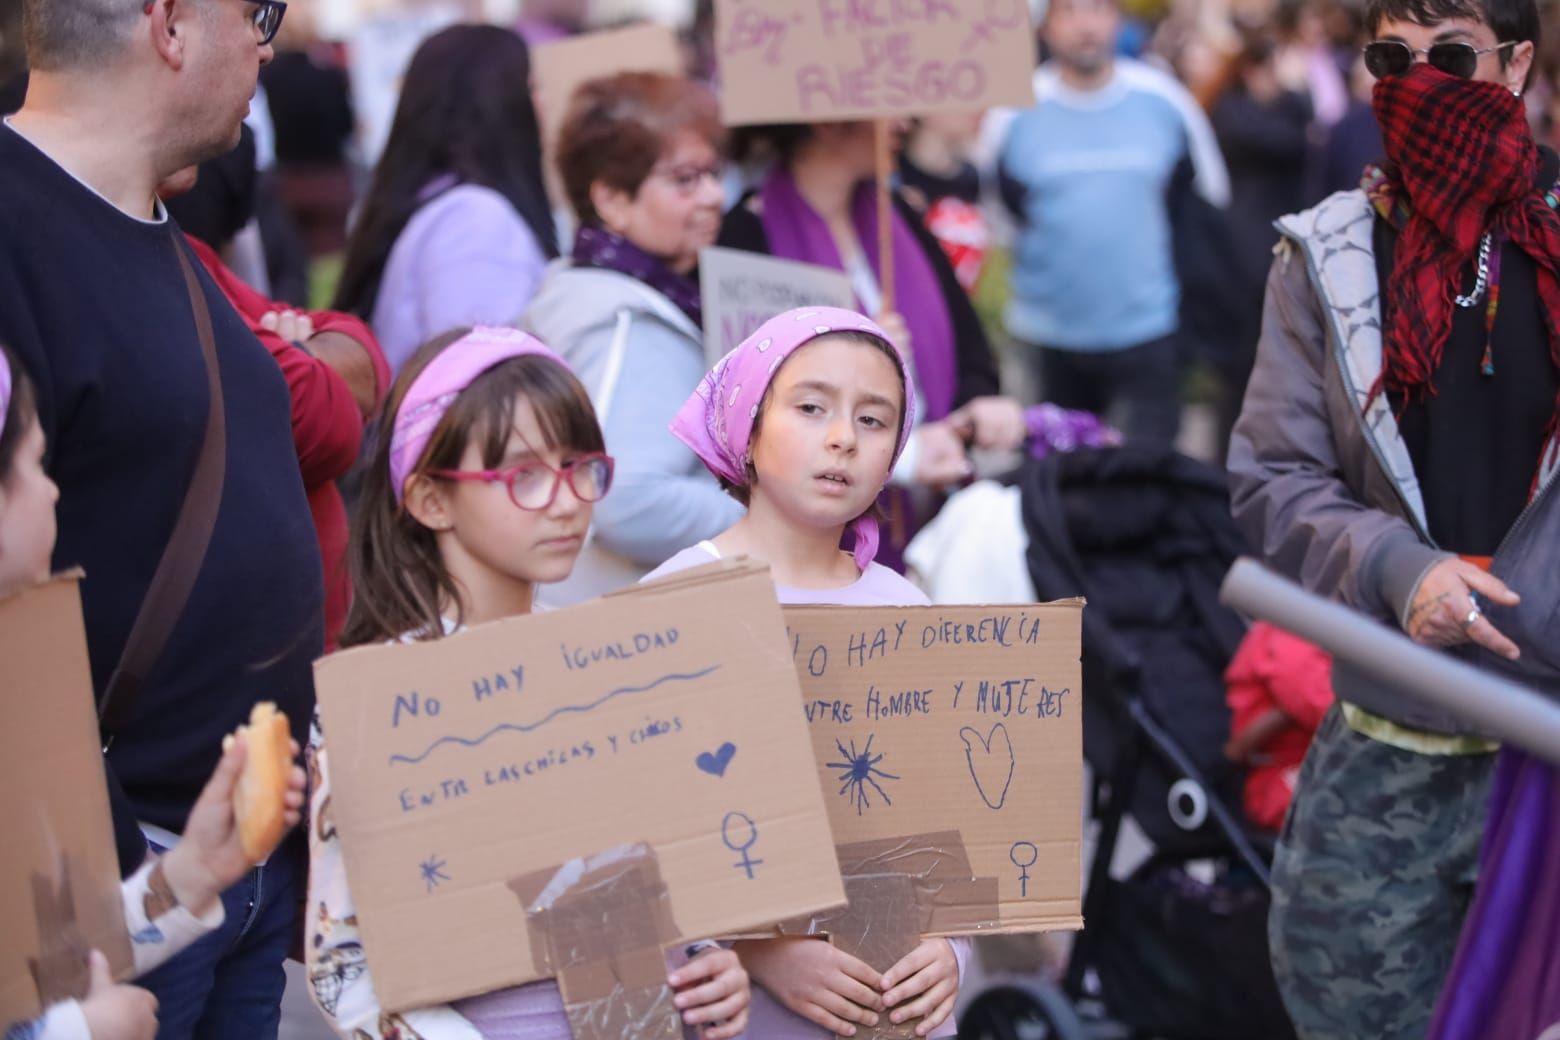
[312,563,846,1013]
[533,23,685,192]
[698,247,858,366]
[1,575,132,1030]
[714,0,1038,126]
[783,603,1084,939]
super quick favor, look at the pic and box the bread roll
[231,702,291,862]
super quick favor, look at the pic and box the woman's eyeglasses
[429,453,614,512]
[652,162,725,196]
[1362,39,1515,80]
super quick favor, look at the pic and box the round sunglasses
[1362,39,1516,80]
[429,453,614,512]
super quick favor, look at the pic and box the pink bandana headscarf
[670,307,916,568]
[389,326,571,502]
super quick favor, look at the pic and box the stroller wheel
[958,979,1089,1040]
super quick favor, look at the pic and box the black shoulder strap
[99,238,227,743]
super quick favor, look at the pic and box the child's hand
[259,308,315,345]
[80,949,158,1040]
[735,937,883,1037]
[881,939,959,1036]
[669,946,749,1040]
[161,735,307,916]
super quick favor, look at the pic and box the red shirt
[1224,623,1334,831]
[186,235,389,648]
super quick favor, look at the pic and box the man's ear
[404,473,454,533]
[1507,39,1536,95]
[146,0,190,70]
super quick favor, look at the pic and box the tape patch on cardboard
[510,843,682,1040]
[28,853,91,1008]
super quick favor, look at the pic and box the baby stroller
[955,444,1296,1040]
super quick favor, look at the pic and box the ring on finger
[1463,605,1483,629]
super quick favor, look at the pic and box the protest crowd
[1,0,1558,1034]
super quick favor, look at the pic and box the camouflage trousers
[1269,705,1495,1040]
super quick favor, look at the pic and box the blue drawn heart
[697,742,737,777]
[959,724,1015,810]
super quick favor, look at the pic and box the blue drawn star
[419,855,451,893]
[826,735,900,816]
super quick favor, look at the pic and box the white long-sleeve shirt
[16,857,225,1040]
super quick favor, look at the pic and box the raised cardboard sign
[699,247,858,365]
[781,601,1084,953]
[1,575,132,1031]
[533,23,685,190]
[312,562,846,1015]
[714,0,1038,126]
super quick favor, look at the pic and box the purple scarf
[572,226,703,327]
[1427,749,1560,1040]
[759,166,958,420]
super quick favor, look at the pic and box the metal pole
[1220,558,1560,766]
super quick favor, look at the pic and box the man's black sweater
[0,124,322,874]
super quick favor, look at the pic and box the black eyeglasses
[1362,39,1515,80]
[243,0,286,45]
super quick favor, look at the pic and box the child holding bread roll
[0,345,308,1040]
[645,308,969,1039]
[305,327,751,1040]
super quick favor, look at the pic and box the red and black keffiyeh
[1369,62,1560,441]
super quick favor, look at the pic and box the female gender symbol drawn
[1010,842,1039,897]
[722,811,764,880]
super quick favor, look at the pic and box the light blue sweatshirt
[999,60,1209,352]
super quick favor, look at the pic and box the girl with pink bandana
[305,327,750,1040]
[646,308,969,1037]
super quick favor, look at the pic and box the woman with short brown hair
[523,71,742,604]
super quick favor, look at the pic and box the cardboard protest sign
[699,247,858,364]
[1,575,131,1030]
[715,0,1038,126]
[312,561,846,1017]
[533,22,684,190]
[779,602,1084,961]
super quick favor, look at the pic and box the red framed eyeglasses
[429,453,614,511]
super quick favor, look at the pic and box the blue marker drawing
[420,854,451,893]
[1010,842,1038,898]
[388,666,720,766]
[697,742,737,777]
[722,811,763,879]
[826,735,900,815]
[959,722,1015,810]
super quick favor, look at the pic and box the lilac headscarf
[670,307,916,568]
[389,326,571,502]
[0,356,11,428]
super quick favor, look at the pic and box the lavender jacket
[371,183,550,375]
